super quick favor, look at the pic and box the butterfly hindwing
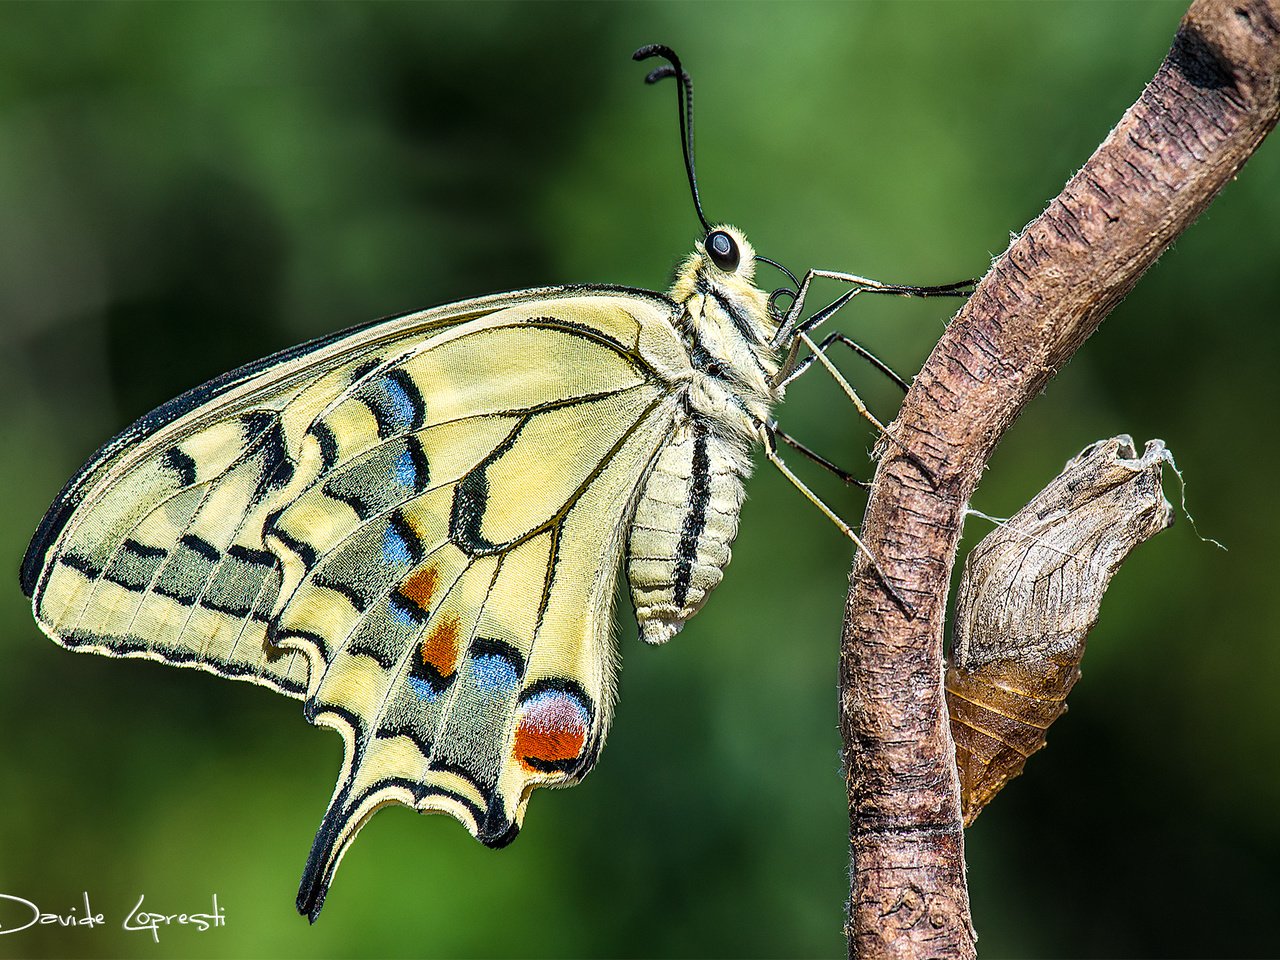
[24,287,691,915]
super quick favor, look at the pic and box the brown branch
[838,2,1280,957]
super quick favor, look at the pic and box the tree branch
[838,1,1280,956]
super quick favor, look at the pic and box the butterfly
[20,45,968,920]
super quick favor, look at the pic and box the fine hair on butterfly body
[21,44,968,920]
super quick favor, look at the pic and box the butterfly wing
[23,285,693,918]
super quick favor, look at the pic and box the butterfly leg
[772,267,970,352]
[772,423,871,489]
[774,295,940,489]
[774,263,966,394]
[774,288,865,386]
[796,329,892,434]
[771,269,874,353]
[772,283,894,437]
[778,331,909,395]
[759,423,915,618]
[794,327,941,488]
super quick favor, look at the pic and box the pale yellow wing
[22,285,691,918]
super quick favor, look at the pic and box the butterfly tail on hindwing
[296,748,380,923]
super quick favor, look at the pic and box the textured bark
[838,2,1280,957]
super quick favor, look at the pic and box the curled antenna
[634,44,711,233]
[760,256,801,324]
[767,286,797,324]
[758,254,800,290]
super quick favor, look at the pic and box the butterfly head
[670,224,777,340]
[684,225,757,285]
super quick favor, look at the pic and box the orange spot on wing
[515,724,586,766]
[400,566,439,610]
[514,691,589,769]
[420,615,459,677]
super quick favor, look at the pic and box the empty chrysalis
[948,436,1176,823]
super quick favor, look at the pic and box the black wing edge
[291,698,522,923]
[18,283,676,600]
[18,310,404,600]
[295,775,518,923]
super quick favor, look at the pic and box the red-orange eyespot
[514,683,592,773]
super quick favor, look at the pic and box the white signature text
[0,892,224,942]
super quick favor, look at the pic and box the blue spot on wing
[382,523,413,567]
[364,370,426,439]
[471,654,520,697]
[390,598,423,628]
[393,448,418,490]
[408,676,443,703]
[383,375,417,428]
[468,639,525,698]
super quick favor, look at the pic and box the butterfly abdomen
[624,226,781,644]
[626,421,751,643]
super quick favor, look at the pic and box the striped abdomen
[625,422,749,644]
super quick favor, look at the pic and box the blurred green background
[1,2,1276,957]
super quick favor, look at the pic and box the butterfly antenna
[757,255,800,290]
[634,44,711,233]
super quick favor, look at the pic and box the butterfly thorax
[626,226,781,643]
[667,226,782,447]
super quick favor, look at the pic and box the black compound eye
[705,229,740,272]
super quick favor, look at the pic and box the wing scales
[38,401,328,696]
[24,289,692,920]
[295,385,679,916]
